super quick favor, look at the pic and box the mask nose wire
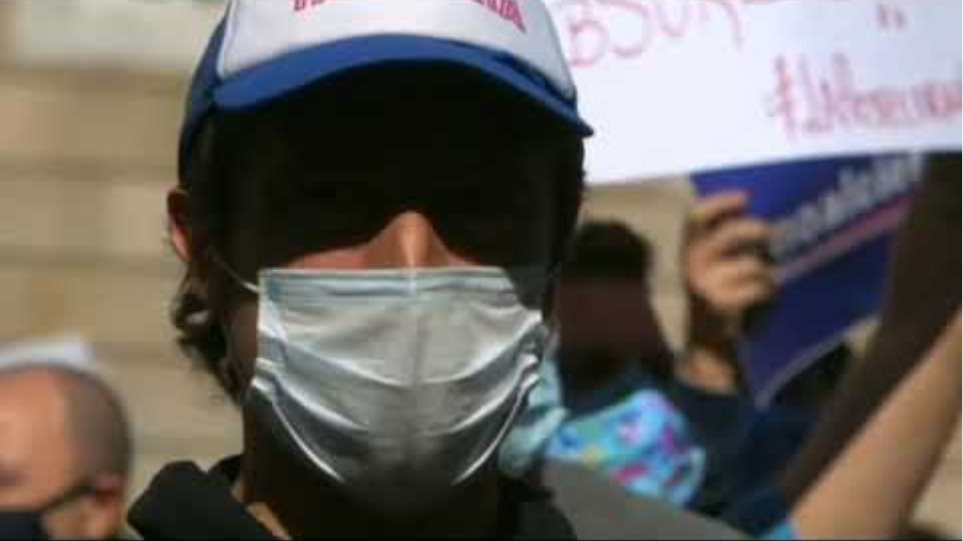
[208,255,558,300]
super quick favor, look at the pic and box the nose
[364,211,471,268]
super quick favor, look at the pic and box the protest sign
[12,1,959,184]
[692,153,925,402]
[548,0,961,183]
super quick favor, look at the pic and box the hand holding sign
[680,191,776,393]
[692,154,925,401]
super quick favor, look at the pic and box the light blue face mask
[498,344,568,478]
[216,255,564,486]
[228,265,552,514]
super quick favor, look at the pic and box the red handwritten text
[551,0,744,68]
[471,0,528,33]
[766,52,962,139]
[876,2,908,31]
[293,0,526,33]
[292,0,328,12]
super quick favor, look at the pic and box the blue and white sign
[693,154,926,403]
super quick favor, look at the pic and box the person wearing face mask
[548,218,808,536]
[0,364,130,540]
[543,182,961,538]
[126,1,742,538]
[553,221,677,415]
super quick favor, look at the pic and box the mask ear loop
[545,263,563,288]
[217,322,247,405]
[209,251,261,295]
[205,251,260,401]
[537,262,563,323]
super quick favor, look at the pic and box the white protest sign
[547,0,962,183]
[10,0,959,184]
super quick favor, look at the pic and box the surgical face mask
[0,480,92,540]
[237,266,549,515]
[0,512,46,541]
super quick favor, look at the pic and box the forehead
[221,77,557,207]
[218,65,571,198]
[214,73,569,265]
[0,373,73,505]
[226,65,562,157]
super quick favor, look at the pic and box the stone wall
[0,1,241,500]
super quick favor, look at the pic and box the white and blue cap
[180,0,593,183]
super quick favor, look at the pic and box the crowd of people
[0,0,959,539]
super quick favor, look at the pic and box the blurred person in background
[127,1,740,538]
[537,155,961,539]
[0,362,131,540]
[548,214,811,536]
[678,156,962,541]
[673,193,814,518]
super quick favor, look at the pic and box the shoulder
[542,460,746,540]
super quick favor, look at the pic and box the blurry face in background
[0,372,102,540]
[555,278,674,388]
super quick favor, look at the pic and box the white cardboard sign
[548,0,962,183]
[12,1,961,184]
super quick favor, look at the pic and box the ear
[168,187,193,264]
[82,475,126,540]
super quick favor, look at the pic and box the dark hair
[561,221,654,283]
[171,65,586,397]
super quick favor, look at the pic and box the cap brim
[214,35,593,136]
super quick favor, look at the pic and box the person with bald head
[0,366,130,540]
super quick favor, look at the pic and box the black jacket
[129,456,742,539]
[128,456,576,539]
